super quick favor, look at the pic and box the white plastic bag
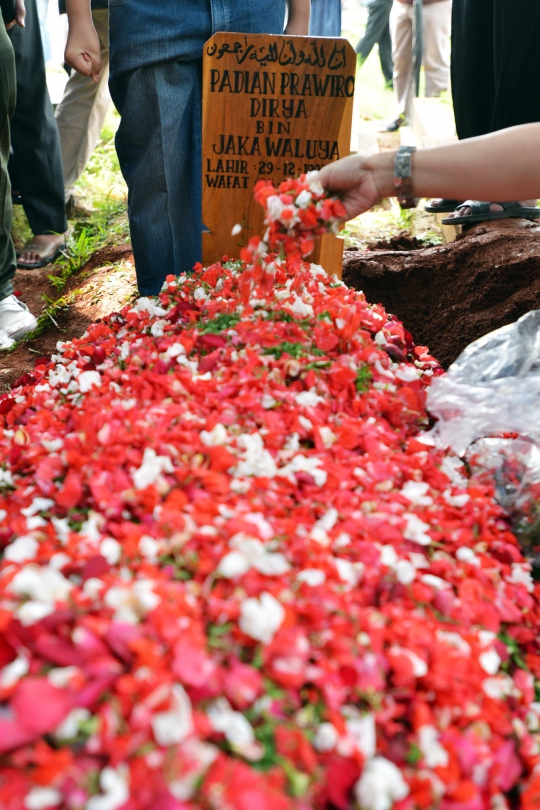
[427,310,540,456]
[427,311,540,551]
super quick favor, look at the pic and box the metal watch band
[394,145,418,210]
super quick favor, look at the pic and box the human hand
[65,20,101,82]
[318,154,393,219]
[5,0,25,29]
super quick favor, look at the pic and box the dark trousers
[0,22,16,300]
[356,0,393,87]
[8,0,67,235]
[452,0,540,140]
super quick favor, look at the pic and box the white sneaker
[0,295,38,343]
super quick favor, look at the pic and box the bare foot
[428,198,458,208]
[17,233,66,269]
[447,200,537,219]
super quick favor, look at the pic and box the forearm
[65,0,92,22]
[370,124,540,202]
[286,0,311,31]
[64,0,100,81]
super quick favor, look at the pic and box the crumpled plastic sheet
[466,437,540,557]
[427,310,540,455]
[427,311,540,551]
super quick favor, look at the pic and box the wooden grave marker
[202,33,356,277]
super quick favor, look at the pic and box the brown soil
[366,231,424,252]
[0,244,136,393]
[343,218,540,369]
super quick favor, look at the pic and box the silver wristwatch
[394,145,418,210]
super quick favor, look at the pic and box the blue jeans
[108,0,287,295]
[111,60,203,296]
[309,0,342,37]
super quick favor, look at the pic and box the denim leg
[111,60,203,297]
[309,0,342,37]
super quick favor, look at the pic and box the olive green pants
[0,21,16,301]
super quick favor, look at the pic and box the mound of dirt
[366,231,424,252]
[1,244,136,393]
[344,219,540,369]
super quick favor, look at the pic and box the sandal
[17,240,67,270]
[442,200,540,226]
[424,199,461,214]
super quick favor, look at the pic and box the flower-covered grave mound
[0,175,539,810]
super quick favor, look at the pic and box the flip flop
[442,200,540,226]
[424,199,461,213]
[17,241,67,270]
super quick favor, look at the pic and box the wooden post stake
[202,33,356,278]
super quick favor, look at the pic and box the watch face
[394,147,415,207]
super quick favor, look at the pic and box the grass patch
[23,290,84,341]
[48,198,129,292]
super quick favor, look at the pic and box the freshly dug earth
[344,218,540,368]
[0,244,136,393]
[366,232,424,252]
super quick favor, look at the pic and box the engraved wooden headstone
[202,34,356,277]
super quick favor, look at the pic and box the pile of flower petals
[0,184,540,809]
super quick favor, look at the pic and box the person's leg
[377,6,394,88]
[0,24,36,341]
[110,60,203,297]
[8,0,67,268]
[429,0,491,212]
[491,0,540,132]
[55,8,111,204]
[446,0,538,221]
[309,0,342,37]
[356,0,393,68]
[389,2,414,126]
[447,0,540,221]
[0,24,16,303]
[450,0,495,140]
[423,0,451,98]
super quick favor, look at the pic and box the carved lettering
[202,33,355,267]
[250,98,307,119]
[206,159,249,174]
[205,174,249,189]
[210,69,277,95]
[213,135,261,156]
